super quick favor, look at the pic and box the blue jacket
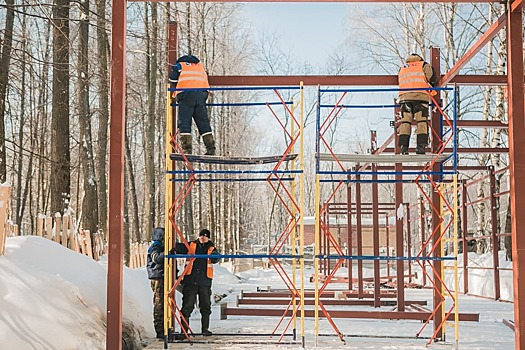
[147,228,165,280]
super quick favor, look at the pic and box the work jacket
[176,62,210,91]
[398,55,436,103]
[175,239,219,287]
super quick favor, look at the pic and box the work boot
[398,134,410,155]
[201,316,212,336]
[179,134,192,155]
[416,134,428,155]
[202,134,216,156]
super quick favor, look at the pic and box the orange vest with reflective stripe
[177,62,210,90]
[398,61,432,97]
[186,242,214,279]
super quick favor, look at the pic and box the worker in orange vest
[172,229,220,339]
[397,54,438,155]
[169,55,216,155]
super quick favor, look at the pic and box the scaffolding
[313,82,463,346]
[163,84,306,347]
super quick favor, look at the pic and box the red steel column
[489,166,501,300]
[420,197,426,287]
[430,47,443,340]
[406,204,412,284]
[347,182,353,289]
[507,7,525,349]
[107,0,126,348]
[461,180,469,294]
[385,214,390,278]
[394,102,405,310]
[372,164,380,307]
[356,168,364,299]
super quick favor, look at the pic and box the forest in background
[0,1,512,264]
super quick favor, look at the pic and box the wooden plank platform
[170,153,298,164]
[317,153,450,163]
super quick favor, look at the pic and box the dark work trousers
[176,91,212,135]
[150,279,164,336]
[180,283,212,332]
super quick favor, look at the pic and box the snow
[0,236,516,349]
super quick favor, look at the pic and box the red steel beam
[511,0,525,12]
[507,7,525,350]
[237,299,427,306]
[456,120,509,128]
[222,308,480,321]
[381,147,509,153]
[131,0,497,2]
[106,0,126,348]
[208,75,511,86]
[241,291,397,298]
[440,14,507,86]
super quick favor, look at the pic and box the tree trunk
[96,0,109,237]
[0,0,15,182]
[50,0,71,215]
[78,0,99,240]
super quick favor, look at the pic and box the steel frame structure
[106,1,524,350]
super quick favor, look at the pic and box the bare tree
[0,0,15,183]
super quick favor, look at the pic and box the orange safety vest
[186,242,214,279]
[398,61,434,96]
[173,62,210,97]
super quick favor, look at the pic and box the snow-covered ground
[0,236,516,349]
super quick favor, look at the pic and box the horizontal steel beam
[381,147,509,154]
[132,0,497,2]
[222,308,480,321]
[207,75,510,86]
[241,291,397,298]
[238,298,427,306]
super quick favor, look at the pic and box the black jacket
[174,239,220,287]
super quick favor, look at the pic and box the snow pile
[0,235,243,349]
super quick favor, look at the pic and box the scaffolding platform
[317,153,450,163]
[170,153,298,164]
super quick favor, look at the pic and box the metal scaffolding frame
[106,1,525,349]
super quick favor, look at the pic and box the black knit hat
[199,229,211,238]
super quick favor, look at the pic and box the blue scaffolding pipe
[316,170,455,176]
[167,169,302,175]
[319,87,453,93]
[320,104,398,109]
[316,255,456,261]
[171,177,294,182]
[320,179,453,184]
[168,86,301,92]
[166,254,303,259]
[171,101,292,107]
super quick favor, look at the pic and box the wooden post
[54,213,62,243]
[61,214,69,247]
[0,185,10,256]
[45,215,53,241]
[86,230,94,259]
[36,215,44,237]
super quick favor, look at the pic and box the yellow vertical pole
[164,85,174,338]
[453,174,459,347]
[298,82,306,346]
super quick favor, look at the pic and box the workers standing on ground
[397,53,438,155]
[172,229,220,340]
[146,227,167,339]
[169,54,216,155]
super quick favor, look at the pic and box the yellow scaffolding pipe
[164,85,174,338]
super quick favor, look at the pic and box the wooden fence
[130,242,149,268]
